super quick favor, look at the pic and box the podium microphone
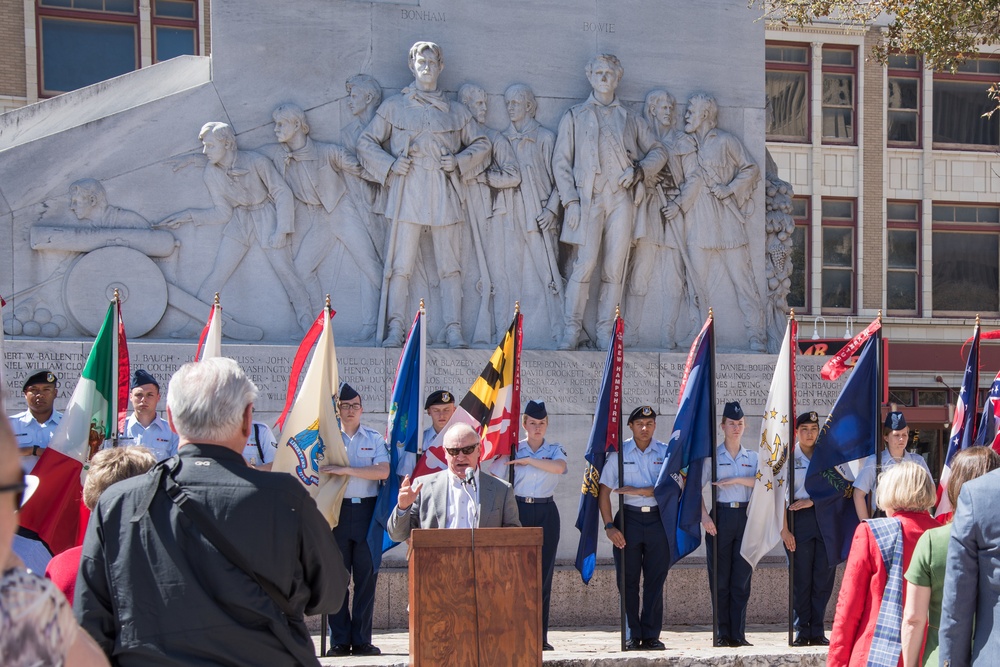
[463,466,477,490]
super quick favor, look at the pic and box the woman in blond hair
[829,461,939,667]
[900,447,1000,666]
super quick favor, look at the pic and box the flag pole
[786,310,796,646]
[615,306,627,652]
[111,288,121,451]
[509,302,520,487]
[708,307,720,647]
[872,311,884,518]
[417,298,426,457]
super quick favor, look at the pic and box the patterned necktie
[866,517,905,667]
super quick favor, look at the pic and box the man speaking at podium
[388,424,520,540]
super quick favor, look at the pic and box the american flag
[973,371,1000,453]
[936,324,980,517]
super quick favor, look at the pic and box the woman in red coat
[829,460,937,667]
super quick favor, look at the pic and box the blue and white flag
[974,370,1000,451]
[654,316,715,567]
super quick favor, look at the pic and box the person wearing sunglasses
[1,391,109,666]
[388,423,520,542]
[10,369,62,474]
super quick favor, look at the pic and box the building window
[821,198,855,312]
[766,43,809,142]
[887,54,921,146]
[932,204,1000,315]
[822,47,856,144]
[37,0,198,97]
[933,57,1000,149]
[788,196,810,311]
[886,201,920,315]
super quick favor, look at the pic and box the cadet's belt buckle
[728,502,740,508]
[524,497,535,504]
[350,497,362,504]
[640,506,652,513]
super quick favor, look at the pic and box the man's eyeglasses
[338,402,362,412]
[0,472,26,509]
[445,444,478,457]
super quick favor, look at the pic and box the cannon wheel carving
[62,246,168,337]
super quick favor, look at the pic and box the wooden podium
[408,527,543,666]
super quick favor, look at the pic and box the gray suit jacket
[387,469,520,542]
[939,467,1000,666]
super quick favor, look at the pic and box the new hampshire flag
[573,316,624,584]
[367,307,424,566]
[654,315,715,567]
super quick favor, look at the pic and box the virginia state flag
[574,316,623,584]
[20,298,129,554]
[272,306,350,528]
[412,312,522,479]
[936,323,980,518]
[654,316,714,566]
[805,330,881,564]
[740,317,795,568]
[367,308,424,566]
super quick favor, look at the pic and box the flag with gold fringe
[411,311,522,479]
[272,303,350,528]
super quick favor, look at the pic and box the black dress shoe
[809,636,830,646]
[325,644,351,657]
[352,644,381,656]
[542,642,554,651]
[642,638,666,650]
[624,638,642,651]
[736,639,753,646]
[713,637,733,647]
[791,636,810,647]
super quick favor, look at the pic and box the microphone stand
[461,467,482,666]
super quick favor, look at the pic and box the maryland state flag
[272,304,350,528]
[411,311,522,479]
[20,297,129,554]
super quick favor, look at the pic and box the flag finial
[878,309,883,322]
[789,308,795,321]
[113,288,120,302]
[325,294,331,311]
[419,298,425,313]
[514,301,520,315]
[708,306,714,320]
[213,292,220,307]
[976,313,981,326]
[615,304,620,319]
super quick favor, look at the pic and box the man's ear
[242,404,254,438]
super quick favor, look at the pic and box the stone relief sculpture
[553,54,668,351]
[625,90,696,350]
[764,149,795,353]
[156,122,315,333]
[258,103,382,342]
[662,94,766,352]
[341,74,389,262]
[503,83,563,341]
[357,41,490,349]
[458,83,522,344]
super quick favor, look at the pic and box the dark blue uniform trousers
[613,506,670,641]
[706,504,753,643]
[517,499,560,642]
[329,497,378,647]
[786,505,836,640]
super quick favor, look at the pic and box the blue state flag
[574,317,624,584]
[367,310,423,567]
[654,317,715,566]
[805,333,881,565]
[974,371,1000,448]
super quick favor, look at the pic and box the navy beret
[628,406,657,424]
[22,370,57,392]
[425,390,455,409]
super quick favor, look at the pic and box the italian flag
[19,299,129,554]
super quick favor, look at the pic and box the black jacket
[75,444,348,666]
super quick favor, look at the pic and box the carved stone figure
[458,82,522,344]
[67,179,150,230]
[341,74,389,261]
[553,54,668,350]
[257,103,382,342]
[357,41,490,349]
[764,149,795,353]
[503,83,562,340]
[156,121,315,333]
[626,90,697,349]
[662,94,766,352]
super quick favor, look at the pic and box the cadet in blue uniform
[488,400,567,651]
[9,370,62,473]
[781,411,835,646]
[701,400,757,647]
[598,406,669,651]
[852,411,932,520]
[396,389,456,480]
[319,383,390,657]
[118,369,179,463]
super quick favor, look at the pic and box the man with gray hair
[388,423,520,541]
[75,357,348,666]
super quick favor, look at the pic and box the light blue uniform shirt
[343,424,390,498]
[10,410,62,473]
[118,414,179,462]
[242,421,278,465]
[489,439,567,498]
[852,449,931,494]
[790,446,811,502]
[599,438,668,508]
[702,443,757,504]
